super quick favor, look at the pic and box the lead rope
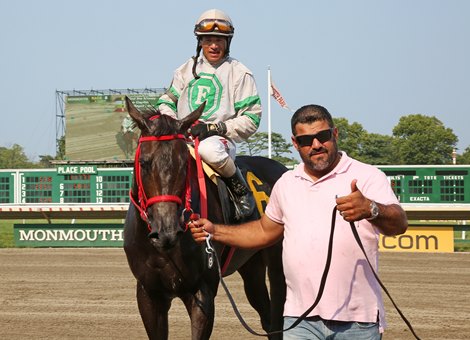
[205,206,338,337]
[194,137,208,218]
[349,219,421,339]
[205,206,421,339]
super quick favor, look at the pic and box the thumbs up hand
[335,179,371,222]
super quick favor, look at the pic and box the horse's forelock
[141,108,179,136]
[140,107,159,121]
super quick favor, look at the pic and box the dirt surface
[0,249,468,340]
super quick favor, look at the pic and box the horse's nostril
[148,231,159,239]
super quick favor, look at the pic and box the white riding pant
[197,136,237,177]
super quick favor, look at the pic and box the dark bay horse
[123,97,286,340]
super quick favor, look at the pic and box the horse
[123,97,287,340]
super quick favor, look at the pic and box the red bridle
[129,133,192,231]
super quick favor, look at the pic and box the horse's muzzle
[148,225,185,250]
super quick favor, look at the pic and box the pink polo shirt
[265,152,399,332]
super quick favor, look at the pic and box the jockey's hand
[190,122,227,141]
[189,218,215,243]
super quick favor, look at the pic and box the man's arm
[190,214,284,249]
[155,86,179,118]
[156,67,187,118]
[223,73,262,142]
[336,179,408,236]
[365,201,408,236]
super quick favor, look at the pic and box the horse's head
[126,97,205,248]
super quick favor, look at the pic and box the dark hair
[191,43,203,79]
[291,104,334,135]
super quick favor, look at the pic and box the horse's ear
[125,96,151,132]
[178,102,206,132]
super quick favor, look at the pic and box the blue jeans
[283,316,382,340]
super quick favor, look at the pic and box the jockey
[156,9,261,220]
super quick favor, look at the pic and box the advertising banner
[14,224,124,247]
[379,226,454,252]
[14,224,455,251]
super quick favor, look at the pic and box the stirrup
[222,167,255,220]
[231,191,255,220]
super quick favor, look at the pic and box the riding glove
[190,122,227,141]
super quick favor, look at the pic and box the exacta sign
[379,226,454,252]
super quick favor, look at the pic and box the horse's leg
[237,251,273,335]
[181,287,216,340]
[136,282,171,340]
[265,245,286,340]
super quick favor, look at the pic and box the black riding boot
[223,168,256,220]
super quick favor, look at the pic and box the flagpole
[267,66,272,159]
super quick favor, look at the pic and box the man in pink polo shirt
[190,104,408,339]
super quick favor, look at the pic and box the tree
[392,114,458,164]
[56,136,65,160]
[270,132,292,158]
[333,117,366,159]
[238,132,298,166]
[458,146,470,164]
[237,132,269,156]
[358,133,396,165]
[38,155,55,168]
[0,144,34,168]
[270,132,297,165]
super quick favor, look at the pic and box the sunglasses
[195,19,234,34]
[295,128,334,147]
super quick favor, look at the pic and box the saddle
[187,145,267,220]
[188,145,269,275]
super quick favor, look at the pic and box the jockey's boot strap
[223,167,256,220]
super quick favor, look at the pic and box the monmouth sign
[14,224,124,247]
[14,223,455,252]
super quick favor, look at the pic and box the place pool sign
[14,224,124,247]
[57,165,97,175]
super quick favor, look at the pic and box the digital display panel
[381,166,469,203]
[13,168,133,204]
[65,93,161,161]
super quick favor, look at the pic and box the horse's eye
[139,158,150,168]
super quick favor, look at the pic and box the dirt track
[0,249,468,340]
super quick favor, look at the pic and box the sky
[1,0,469,161]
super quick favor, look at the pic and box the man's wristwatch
[366,200,379,221]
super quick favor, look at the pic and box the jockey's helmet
[194,9,234,38]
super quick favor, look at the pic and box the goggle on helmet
[194,9,234,37]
